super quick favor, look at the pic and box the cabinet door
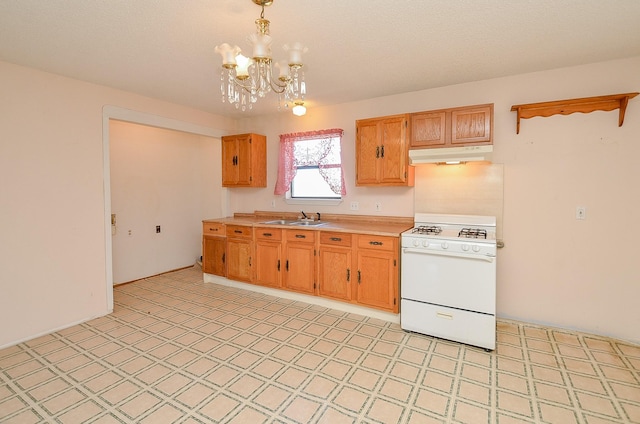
[411,111,447,147]
[203,235,226,276]
[226,239,252,282]
[356,249,397,312]
[235,135,253,185]
[355,119,380,185]
[379,116,409,184]
[451,105,492,145]
[318,245,352,302]
[283,242,315,295]
[255,240,282,288]
[222,136,238,186]
[221,133,267,187]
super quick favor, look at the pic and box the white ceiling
[2,0,640,119]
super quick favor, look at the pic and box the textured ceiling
[1,0,640,119]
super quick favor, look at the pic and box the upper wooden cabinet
[356,114,414,186]
[221,133,267,187]
[410,104,493,148]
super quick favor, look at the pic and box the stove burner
[459,228,487,239]
[412,225,442,235]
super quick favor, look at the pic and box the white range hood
[409,145,493,164]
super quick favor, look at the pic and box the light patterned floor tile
[0,266,637,423]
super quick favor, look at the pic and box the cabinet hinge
[394,259,397,267]
[314,283,316,289]
[314,249,317,256]
[249,176,252,181]
[394,298,397,305]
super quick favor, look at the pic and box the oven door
[400,246,496,314]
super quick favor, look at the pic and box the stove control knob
[422,240,429,247]
[462,244,470,251]
[472,245,481,252]
[412,239,420,247]
[441,242,449,249]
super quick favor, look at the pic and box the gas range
[402,213,497,256]
[400,212,498,350]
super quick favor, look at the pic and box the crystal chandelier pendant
[214,0,307,114]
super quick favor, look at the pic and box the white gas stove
[400,213,497,350]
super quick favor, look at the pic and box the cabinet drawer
[226,225,252,239]
[203,222,225,236]
[285,229,316,243]
[319,231,352,247]
[357,235,396,251]
[255,227,282,241]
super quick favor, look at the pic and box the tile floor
[1,266,639,423]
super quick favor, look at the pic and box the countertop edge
[203,213,414,237]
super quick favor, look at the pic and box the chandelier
[215,0,307,114]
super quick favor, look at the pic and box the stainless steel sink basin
[289,221,327,227]
[260,219,297,225]
[260,219,327,227]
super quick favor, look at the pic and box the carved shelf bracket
[510,92,639,134]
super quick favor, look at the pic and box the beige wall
[110,121,223,284]
[233,56,640,344]
[0,61,235,348]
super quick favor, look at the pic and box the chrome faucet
[316,212,321,221]
[301,210,309,219]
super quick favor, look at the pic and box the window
[274,129,346,201]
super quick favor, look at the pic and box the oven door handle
[402,247,495,262]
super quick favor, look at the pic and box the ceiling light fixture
[215,0,307,114]
[292,101,306,116]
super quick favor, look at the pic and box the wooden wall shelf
[510,92,638,134]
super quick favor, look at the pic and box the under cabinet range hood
[409,145,493,165]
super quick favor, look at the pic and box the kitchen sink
[289,221,327,227]
[260,219,297,225]
[260,219,327,227]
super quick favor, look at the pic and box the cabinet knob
[295,234,306,239]
[330,237,342,242]
[369,241,383,246]
[263,232,272,237]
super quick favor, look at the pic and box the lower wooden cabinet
[203,235,226,276]
[203,220,400,313]
[254,227,282,288]
[202,222,226,276]
[283,229,316,295]
[355,235,399,313]
[318,232,353,302]
[226,225,253,283]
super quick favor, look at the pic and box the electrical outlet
[156,225,161,233]
[350,201,359,211]
[375,202,382,212]
[576,206,586,220]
